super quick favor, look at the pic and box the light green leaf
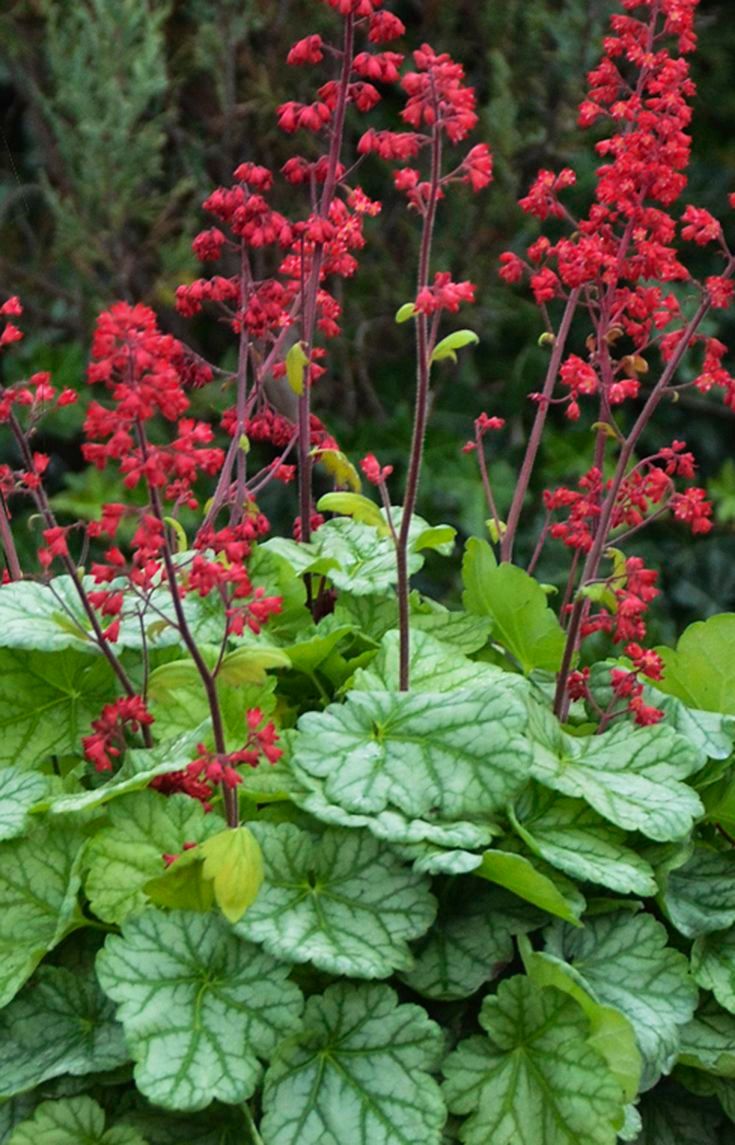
[0,965,128,1098]
[402,883,542,1001]
[511,785,657,896]
[84,791,225,924]
[477,849,585,925]
[261,982,445,1145]
[96,910,303,1111]
[410,607,492,653]
[431,329,479,364]
[234,824,435,978]
[654,615,735,714]
[679,997,735,1077]
[462,539,565,673]
[317,492,387,531]
[285,339,309,395]
[292,687,531,821]
[7,1096,147,1145]
[442,975,625,1145]
[412,524,456,553]
[143,848,215,913]
[40,726,208,816]
[0,578,94,653]
[528,704,703,841]
[692,927,735,1012]
[0,823,86,1007]
[0,649,115,768]
[352,628,513,693]
[0,769,49,841]
[661,844,735,938]
[280,622,355,675]
[520,939,642,1101]
[200,826,264,923]
[645,686,734,762]
[544,911,699,1088]
[333,592,398,642]
[291,768,497,852]
[395,301,418,323]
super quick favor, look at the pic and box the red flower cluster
[83,696,154,772]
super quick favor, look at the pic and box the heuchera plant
[2,0,735,1141]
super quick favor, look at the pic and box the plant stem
[396,122,443,692]
[0,497,22,580]
[501,287,581,563]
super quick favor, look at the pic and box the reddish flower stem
[0,498,22,580]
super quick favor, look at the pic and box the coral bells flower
[83,696,153,773]
[401,45,478,143]
[360,453,393,485]
[461,144,494,192]
[415,272,475,315]
[287,34,324,67]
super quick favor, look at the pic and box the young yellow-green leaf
[691,927,735,1012]
[0,769,49,841]
[285,340,309,395]
[395,301,418,323]
[292,686,531,821]
[217,645,291,685]
[442,975,625,1145]
[0,822,87,1007]
[312,448,362,493]
[401,884,542,1002]
[430,329,479,364]
[84,790,225,924]
[654,614,735,713]
[200,826,264,923]
[544,910,699,1088]
[261,983,445,1145]
[7,1097,147,1145]
[234,823,435,977]
[476,849,585,925]
[0,966,128,1098]
[511,785,657,897]
[660,843,735,938]
[143,847,215,913]
[96,909,304,1111]
[520,937,642,1102]
[528,703,703,842]
[317,492,388,532]
[0,649,116,768]
[462,539,566,674]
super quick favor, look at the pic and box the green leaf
[544,910,699,1088]
[0,769,49,841]
[292,687,531,821]
[200,826,264,923]
[96,909,303,1111]
[476,849,585,925]
[660,844,735,938]
[431,329,479,364]
[462,539,566,673]
[520,938,642,1102]
[633,1083,722,1144]
[511,785,657,896]
[0,578,94,653]
[7,1097,147,1145]
[395,301,418,323]
[654,615,735,713]
[692,927,735,1011]
[143,848,215,913]
[261,982,445,1145]
[84,790,225,924]
[412,524,456,553]
[0,649,115,768]
[285,339,309,395]
[0,965,128,1098]
[528,704,703,841]
[234,823,435,978]
[117,1104,248,1145]
[39,726,208,816]
[410,608,492,654]
[352,628,513,693]
[0,822,86,1007]
[317,492,387,531]
[442,975,625,1145]
[291,767,497,852]
[679,997,735,1078]
[402,883,542,1001]
[644,685,734,762]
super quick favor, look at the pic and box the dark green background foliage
[2,0,735,631]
